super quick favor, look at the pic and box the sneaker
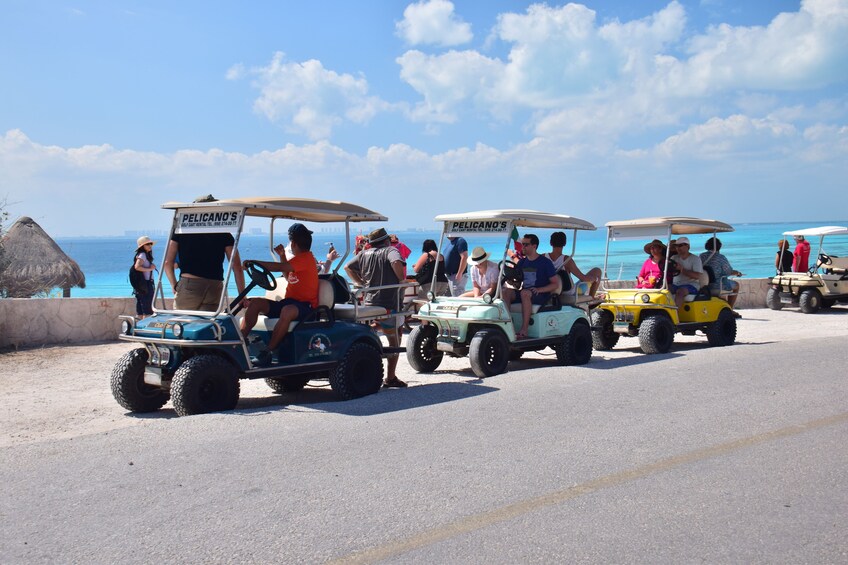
[383,376,408,388]
[255,349,273,368]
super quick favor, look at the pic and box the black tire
[799,288,822,314]
[406,324,443,373]
[509,350,524,361]
[638,313,674,354]
[330,341,383,400]
[171,355,240,417]
[555,320,592,366]
[265,377,311,394]
[110,348,170,413]
[590,309,619,350]
[469,328,509,378]
[706,308,737,347]
[765,288,783,310]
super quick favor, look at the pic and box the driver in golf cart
[239,222,319,367]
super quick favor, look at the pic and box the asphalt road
[2,310,848,563]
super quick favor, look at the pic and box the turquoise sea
[55,221,848,298]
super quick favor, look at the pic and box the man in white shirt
[670,236,703,309]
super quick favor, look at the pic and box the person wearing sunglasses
[501,233,558,339]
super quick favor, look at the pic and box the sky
[1,0,846,237]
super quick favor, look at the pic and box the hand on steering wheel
[244,260,277,291]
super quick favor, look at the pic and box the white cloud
[397,0,848,145]
[397,50,504,123]
[396,0,472,47]
[229,52,390,141]
[654,115,797,159]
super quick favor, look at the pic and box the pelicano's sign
[445,220,511,236]
[175,207,242,234]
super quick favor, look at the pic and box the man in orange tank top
[240,223,319,367]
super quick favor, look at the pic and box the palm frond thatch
[0,216,86,298]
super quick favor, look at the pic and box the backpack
[129,256,148,295]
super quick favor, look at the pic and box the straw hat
[643,239,666,254]
[136,235,155,247]
[467,247,490,265]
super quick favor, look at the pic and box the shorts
[671,284,699,295]
[530,291,550,305]
[175,277,223,311]
[375,313,402,329]
[267,298,313,322]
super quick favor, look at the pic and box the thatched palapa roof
[0,216,86,298]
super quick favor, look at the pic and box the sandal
[383,377,408,388]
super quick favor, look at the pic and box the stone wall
[0,297,170,349]
[0,280,771,348]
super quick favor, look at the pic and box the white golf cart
[767,225,848,313]
[112,197,411,416]
[407,209,596,379]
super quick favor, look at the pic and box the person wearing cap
[461,247,499,298]
[345,227,408,388]
[444,236,469,296]
[700,237,742,308]
[669,236,703,309]
[775,239,794,274]
[164,195,245,311]
[792,234,811,273]
[636,239,667,289]
[133,236,157,318]
[239,223,320,367]
[501,233,558,339]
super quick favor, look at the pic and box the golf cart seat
[822,255,848,274]
[256,278,335,332]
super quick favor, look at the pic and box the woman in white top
[461,247,499,298]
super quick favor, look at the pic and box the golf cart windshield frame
[154,198,387,316]
[602,217,734,292]
[430,209,596,301]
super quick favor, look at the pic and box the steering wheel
[501,259,524,290]
[244,260,277,291]
[819,253,833,266]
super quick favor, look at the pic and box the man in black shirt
[164,197,245,311]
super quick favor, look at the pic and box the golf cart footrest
[382,346,406,356]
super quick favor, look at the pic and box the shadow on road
[233,380,499,417]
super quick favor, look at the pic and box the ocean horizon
[50,220,848,299]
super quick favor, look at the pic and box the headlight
[482,293,493,304]
[121,319,133,335]
[172,323,184,338]
[426,291,435,301]
[641,294,651,303]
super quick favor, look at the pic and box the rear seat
[823,256,848,274]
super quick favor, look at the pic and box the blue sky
[1,0,846,236]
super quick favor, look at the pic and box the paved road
[2,309,848,563]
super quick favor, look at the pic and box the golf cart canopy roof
[435,209,596,231]
[783,226,848,237]
[162,197,387,223]
[605,217,734,235]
